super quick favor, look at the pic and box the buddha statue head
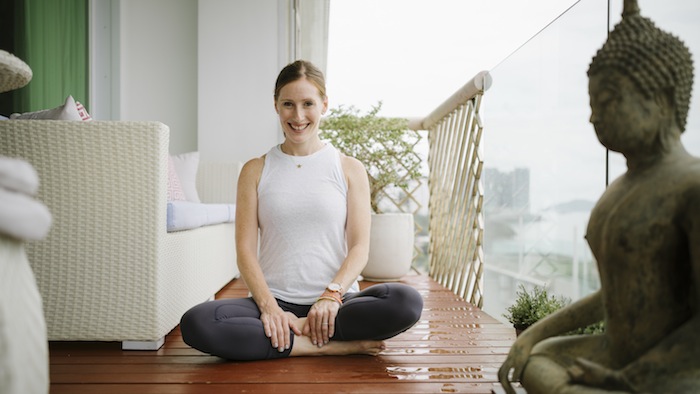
[588,0,694,133]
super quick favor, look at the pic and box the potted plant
[320,102,422,281]
[503,285,570,336]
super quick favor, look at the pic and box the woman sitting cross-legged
[179,60,423,361]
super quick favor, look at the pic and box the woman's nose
[293,106,304,120]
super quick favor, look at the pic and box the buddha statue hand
[568,357,635,391]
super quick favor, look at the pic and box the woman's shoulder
[338,152,366,177]
[240,155,267,185]
[337,152,368,190]
[242,155,265,171]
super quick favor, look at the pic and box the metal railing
[409,71,492,308]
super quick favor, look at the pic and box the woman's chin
[284,130,316,143]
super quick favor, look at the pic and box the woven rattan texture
[0,121,238,342]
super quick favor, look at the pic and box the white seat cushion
[167,201,235,232]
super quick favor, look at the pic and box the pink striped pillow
[167,156,186,201]
[10,95,92,120]
[75,100,92,121]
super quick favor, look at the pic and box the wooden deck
[49,274,516,393]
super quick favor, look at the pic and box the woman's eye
[304,101,315,107]
[283,102,294,107]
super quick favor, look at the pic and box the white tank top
[257,143,358,304]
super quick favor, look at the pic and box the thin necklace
[279,142,324,169]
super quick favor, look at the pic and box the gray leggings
[180,283,423,360]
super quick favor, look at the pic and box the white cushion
[10,95,92,121]
[170,151,201,203]
[166,201,235,232]
[166,156,186,201]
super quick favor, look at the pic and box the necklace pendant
[297,164,302,168]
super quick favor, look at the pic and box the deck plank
[49,274,516,393]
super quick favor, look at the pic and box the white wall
[197,0,289,163]
[92,0,291,161]
[118,0,198,155]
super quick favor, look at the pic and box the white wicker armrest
[0,120,169,341]
[0,121,238,345]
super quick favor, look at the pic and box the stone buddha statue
[497,0,699,392]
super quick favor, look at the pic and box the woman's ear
[322,97,329,115]
[274,99,280,114]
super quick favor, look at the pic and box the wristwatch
[326,283,343,293]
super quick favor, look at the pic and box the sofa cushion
[170,151,201,203]
[10,95,92,121]
[166,201,235,232]
[74,100,92,120]
[167,156,186,201]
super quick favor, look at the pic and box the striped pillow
[167,156,186,201]
[10,95,92,121]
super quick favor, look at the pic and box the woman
[180,60,423,361]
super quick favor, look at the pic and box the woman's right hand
[260,305,302,353]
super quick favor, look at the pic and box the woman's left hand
[303,299,340,346]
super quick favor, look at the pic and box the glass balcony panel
[482,0,700,323]
[481,0,609,321]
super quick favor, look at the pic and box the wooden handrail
[409,70,492,131]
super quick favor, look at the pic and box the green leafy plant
[569,320,606,335]
[320,102,421,213]
[503,285,570,331]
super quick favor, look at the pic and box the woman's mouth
[289,123,309,131]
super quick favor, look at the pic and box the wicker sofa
[0,120,239,350]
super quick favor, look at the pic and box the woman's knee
[180,303,213,349]
[388,283,423,323]
[400,284,423,310]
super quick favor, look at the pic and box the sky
[326,0,700,184]
[326,0,580,118]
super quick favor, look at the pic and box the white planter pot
[362,213,414,281]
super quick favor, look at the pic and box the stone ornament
[0,49,32,94]
[497,0,700,392]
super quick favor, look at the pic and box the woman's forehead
[278,78,323,99]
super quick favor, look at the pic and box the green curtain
[15,0,88,113]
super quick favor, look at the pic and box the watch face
[328,283,342,292]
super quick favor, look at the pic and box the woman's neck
[280,138,325,156]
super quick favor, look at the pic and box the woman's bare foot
[290,335,386,357]
[287,315,386,357]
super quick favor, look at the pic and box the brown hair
[274,60,327,102]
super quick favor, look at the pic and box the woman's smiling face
[275,77,328,145]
